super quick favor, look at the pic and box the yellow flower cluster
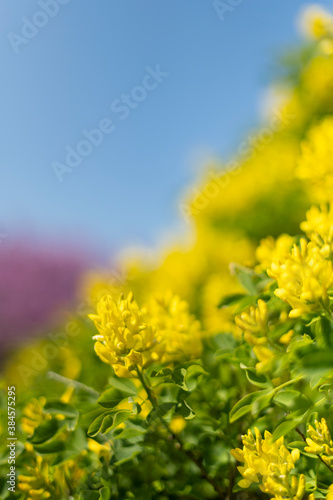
[18,455,53,499]
[297,118,333,202]
[255,234,295,273]
[18,455,86,500]
[305,418,333,467]
[231,428,305,500]
[235,300,293,373]
[268,238,333,318]
[301,203,333,257]
[89,291,202,377]
[21,397,50,436]
[147,291,202,362]
[265,203,333,318]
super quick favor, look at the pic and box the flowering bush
[2,5,333,499]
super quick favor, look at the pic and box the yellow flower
[253,345,275,373]
[21,397,50,436]
[89,291,203,376]
[89,292,156,376]
[231,428,305,499]
[235,299,269,346]
[298,5,333,39]
[297,118,333,202]
[301,204,333,257]
[305,418,333,466]
[147,291,203,362]
[255,234,295,273]
[18,455,53,499]
[268,238,333,318]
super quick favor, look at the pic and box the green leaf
[107,377,137,395]
[316,317,333,348]
[114,445,141,465]
[240,364,272,389]
[273,390,312,412]
[218,293,246,308]
[146,403,176,424]
[287,334,313,353]
[232,265,259,295]
[103,411,131,433]
[87,412,113,437]
[172,367,188,390]
[98,388,129,408]
[175,400,196,420]
[43,400,78,419]
[272,419,300,441]
[229,389,273,423]
[29,417,66,445]
[115,428,145,440]
[98,487,110,500]
[300,349,333,376]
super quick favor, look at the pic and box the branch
[136,367,224,498]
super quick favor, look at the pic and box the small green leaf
[146,403,176,424]
[218,293,246,308]
[29,418,66,445]
[115,428,145,440]
[114,445,141,465]
[240,364,272,389]
[175,400,196,420]
[229,389,272,423]
[103,411,131,433]
[273,390,311,412]
[88,412,113,437]
[44,400,78,419]
[272,419,300,441]
[98,388,129,408]
[98,487,110,500]
[108,377,137,395]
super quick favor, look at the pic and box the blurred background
[2,0,332,347]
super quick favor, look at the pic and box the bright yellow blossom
[268,239,333,318]
[231,428,305,499]
[255,234,295,273]
[21,397,50,436]
[18,455,53,499]
[305,418,333,466]
[146,291,202,362]
[301,204,333,257]
[89,292,157,377]
[89,291,203,377]
[297,118,333,202]
[235,299,268,346]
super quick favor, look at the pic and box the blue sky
[2,0,332,258]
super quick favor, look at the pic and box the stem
[135,366,224,498]
[296,427,333,475]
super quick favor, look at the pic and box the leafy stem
[135,366,225,498]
